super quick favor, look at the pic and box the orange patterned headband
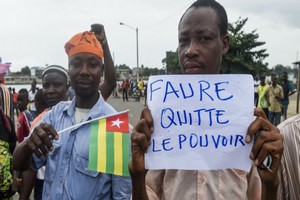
[65,31,103,60]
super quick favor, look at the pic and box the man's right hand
[129,107,154,178]
[25,123,59,158]
[90,23,107,46]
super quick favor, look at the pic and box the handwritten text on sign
[145,75,254,171]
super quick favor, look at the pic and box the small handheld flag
[88,111,130,176]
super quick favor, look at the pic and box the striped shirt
[277,115,300,200]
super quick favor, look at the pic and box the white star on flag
[111,118,124,129]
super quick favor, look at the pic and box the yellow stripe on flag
[97,119,107,172]
[114,132,123,175]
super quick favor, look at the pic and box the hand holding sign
[246,108,283,190]
[145,74,254,171]
[129,75,283,193]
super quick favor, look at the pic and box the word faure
[149,79,234,103]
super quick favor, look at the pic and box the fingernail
[246,135,251,143]
[249,152,254,160]
[255,159,259,166]
[150,127,154,133]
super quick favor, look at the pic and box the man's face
[272,76,278,85]
[260,77,266,85]
[31,79,37,90]
[178,7,229,74]
[282,74,288,82]
[68,52,103,99]
[17,93,28,112]
[42,72,67,107]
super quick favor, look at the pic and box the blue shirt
[32,94,132,199]
[281,82,296,105]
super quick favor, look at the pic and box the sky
[0,0,300,72]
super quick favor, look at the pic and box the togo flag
[88,111,130,176]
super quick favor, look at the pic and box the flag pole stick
[58,110,129,134]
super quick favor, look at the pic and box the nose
[79,63,90,75]
[185,40,198,58]
[46,85,56,94]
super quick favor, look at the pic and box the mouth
[76,79,92,88]
[46,97,60,104]
[183,61,205,74]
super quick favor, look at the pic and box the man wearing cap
[13,27,131,199]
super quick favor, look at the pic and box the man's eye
[70,61,82,68]
[199,37,211,42]
[179,38,189,46]
[89,61,99,68]
[43,84,49,89]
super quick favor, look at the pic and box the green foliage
[162,50,180,74]
[141,66,165,76]
[221,17,269,75]
[20,66,31,75]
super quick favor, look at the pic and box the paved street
[286,92,299,119]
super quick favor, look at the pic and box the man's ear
[222,34,230,55]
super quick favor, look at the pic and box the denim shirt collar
[64,91,106,122]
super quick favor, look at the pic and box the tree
[20,66,31,76]
[221,17,269,75]
[162,50,180,74]
[141,66,165,77]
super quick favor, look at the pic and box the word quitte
[150,79,234,128]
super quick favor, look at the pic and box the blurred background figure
[281,72,296,121]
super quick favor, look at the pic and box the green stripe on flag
[106,132,114,174]
[88,121,99,171]
[122,134,130,176]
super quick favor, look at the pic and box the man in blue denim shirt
[12,30,132,199]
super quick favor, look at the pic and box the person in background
[257,74,269,118]
[254,75,260,107]
[265,74,284,126]
[129,1,283,199]
[122,80,129,101]
[13,28,131,199]
[0,73,14,124]
[12,88,19,117]
[34,89,49,115]
[280,71,296,121]
[19,66,69,200]
[15,89,34,195]
[144,83,147,106]
[28,79,38,118]
[16,89,33,143]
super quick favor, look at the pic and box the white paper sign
[145,74,254,171]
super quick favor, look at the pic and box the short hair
[179,0,228,36]
[42,65,68,81]
[18,88,28,99]
[34,89,48,112]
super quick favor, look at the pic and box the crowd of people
[0,0,299,199]
[256,72,297,126]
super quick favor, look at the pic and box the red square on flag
[106,112,129,133]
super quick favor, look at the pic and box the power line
[140,2,192,31]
